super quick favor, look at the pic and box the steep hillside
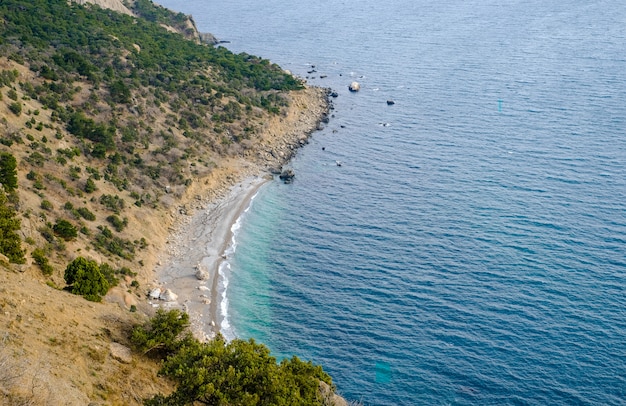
[0,0,337,404]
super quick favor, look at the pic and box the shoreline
[151,86,329,341]
[156,176,268,341]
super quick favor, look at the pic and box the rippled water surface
[158,0,626,404]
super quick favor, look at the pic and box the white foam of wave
[216,190,261,342]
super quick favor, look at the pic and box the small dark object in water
[322,147,326,151]
[387,100,395,105]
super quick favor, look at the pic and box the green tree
[0,190,25,263]
[53,219,77,240]
[0,152,18,193]
[150,334,332,405]
[131,308,191,357]
[63,256,109,302]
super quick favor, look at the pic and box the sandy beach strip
[155,176,268,341]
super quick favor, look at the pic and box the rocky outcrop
[72,0,132,15]
[279,169,295,184]
[199,32,219,45]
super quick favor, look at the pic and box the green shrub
[99,194,124,213]
[0,152,18,192]
[63,256,109,302]
[130,309,191,357]
[106,214,127,232]
[53,219,77,240]
[40,199,53,211]
[98,262,119,288]
[76,207,96,221]
[8,101,22,115]
[0,191,25,263]
[32,247,54,275]
[84,177,97,193]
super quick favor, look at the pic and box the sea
[156,0,626,404]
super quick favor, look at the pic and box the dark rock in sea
[330,91,339,98]
[321,114,330,124]
[279,169,295,184]
[387,100,395,105]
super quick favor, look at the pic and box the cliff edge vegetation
[0,0,343,404]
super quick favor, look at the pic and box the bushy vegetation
[132,310,334,406]
[131,308,192,357]
[0,190,25,263]
[0,152,18,193]
[52,219,77,240]
[32,247,54,275]
[63,256,109,302]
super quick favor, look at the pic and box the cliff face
[72,0,133,15]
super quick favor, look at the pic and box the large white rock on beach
[149,288,162,300]
[160,289,178,302]
[195,264,210,281]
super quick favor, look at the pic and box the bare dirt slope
[0,262,174,405]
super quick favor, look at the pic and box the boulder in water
[279,169,295,184]
[349,81,360,92]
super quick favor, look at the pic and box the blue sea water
[157,0,626,404]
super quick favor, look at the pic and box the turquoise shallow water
[158,0,626,404]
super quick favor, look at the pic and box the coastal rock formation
[198,32,219,45]
[279,169,295,184]
[349,81,361,92]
